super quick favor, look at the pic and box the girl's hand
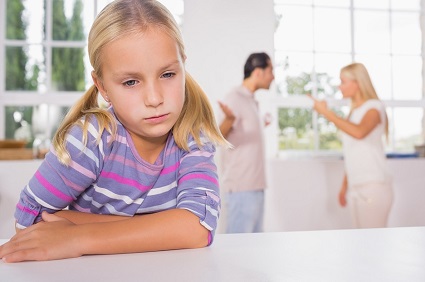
[0,212,82,263]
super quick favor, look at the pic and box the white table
[1,227,425,282]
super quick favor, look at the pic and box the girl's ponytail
[52,85,115,165]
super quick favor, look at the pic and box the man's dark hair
[244,52,271,79]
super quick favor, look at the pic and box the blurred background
[1,0,425,237]
[1,0,424,156]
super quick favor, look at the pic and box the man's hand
[218,101,236,121]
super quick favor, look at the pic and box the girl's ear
[91,71,108,101]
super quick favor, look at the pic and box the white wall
[0,160,41,238]
[183,0,276,104]
[2,1,424,239]
[182,0,279,233]
[265,158,425,232]
[182,0,279,160]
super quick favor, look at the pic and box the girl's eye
[161,72,175,79]
[124,80,137,87]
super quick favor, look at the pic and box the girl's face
[339,74,359,99]
[93,28,185,147]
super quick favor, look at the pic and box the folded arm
[2,208,208,262]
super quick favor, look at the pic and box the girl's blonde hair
[53,0,228,165]
[341,62,389,136]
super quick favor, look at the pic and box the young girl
[310,63,393,229]
[0,0,228,263]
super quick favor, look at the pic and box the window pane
[32,105,69,139]
[390,107,423,152]
[314,8,351,52]
[5,106,33,141]
[393,56,422,100]
[275,52,314,97]
[5,46,43,91]
[5,105,69,146]
[318,107,344,150]
[354,10,390,54]
[354,55,392,100]
[52,0,94,41]
[392,11,421,55]
[278,108,314,150]
[315,54,352,99]
[24,0,45,43]
[391,0,421,10]
[275,6,313,51]
[52,47,86,91]
[354,0,389,9]
[6,0,28,40]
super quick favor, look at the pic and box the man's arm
[218,101,235,138]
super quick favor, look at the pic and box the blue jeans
[225,190,264,233]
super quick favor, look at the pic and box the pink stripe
[161,161,179,175]
[69,160,96,180]
[17,203,38,216]
[178,173,218,186]
[62,177,85,193]
[70,203,90,213]
[100,171,151,192]
[105,154,157,176]
[108,134,127,145]
[35,171,74,202]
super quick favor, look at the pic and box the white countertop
[1,226,424,282]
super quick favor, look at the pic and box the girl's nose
[144,83,163,107]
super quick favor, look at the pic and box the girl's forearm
[75,209,208,255]
[54,210,130,224]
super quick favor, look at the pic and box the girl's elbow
[188,226,210,249]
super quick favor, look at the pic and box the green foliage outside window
[278,71,343,150]
[5,0,86,144]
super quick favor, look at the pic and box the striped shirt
[14,109,221,242]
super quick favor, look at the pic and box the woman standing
[310,62,393,228]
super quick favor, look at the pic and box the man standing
[219,52,274,233]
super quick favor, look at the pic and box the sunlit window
[274,0,424,154]
[0,0,184,155]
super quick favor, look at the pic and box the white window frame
[273,0,425,154]
[0,0,183,140]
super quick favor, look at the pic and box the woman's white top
[341,99,391,187]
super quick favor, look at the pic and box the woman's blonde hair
[53,0,228,165]
[340,62,379,101]
[341,62,389,136]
